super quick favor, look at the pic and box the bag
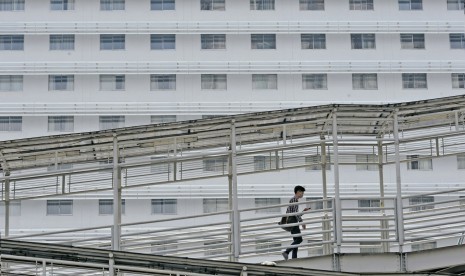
[278,215,297,232]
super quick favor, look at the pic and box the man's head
[294,185,306,198]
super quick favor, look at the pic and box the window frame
[352,73,378,90]
[254,198,281,213]
[251,34,276,49]
[48,75,74,91]
[402,73,428,89]
[151,0,175,10]
[50,0,75,10]
[99,115,125,130]
[302,74,328,90]
[99,74,125,91]
[46,200,73,216]
[299,0,324,10]
[0,0,25,11]
[250,0,275,10]
[201,74,227,90]
[450,34,465,49]
[201,34,226,50]
[48,116,74,132]
[447,0,464,10]
[407,155,433,170]
[150,34,175,50]
[200,0,225,10]
[49,34,75,51]
[0,35,24,50]
[98,199,126,215]
[351,33,376,49]
[301,34,326,50]
[203,198,228,213]
[100,0,125,10]
[0,75,23,92]
[100,34,125,50]
[0,116,22,131]
[252,74,278,90]
[400,34,425,49]
[349,0,374,10]
[398,0,423,10]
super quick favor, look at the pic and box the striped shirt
[286,196,302,222]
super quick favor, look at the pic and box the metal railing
[4,189,465,262]
[0,60,464,75]
[1,21,462,34]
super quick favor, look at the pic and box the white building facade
[0,0,465,262]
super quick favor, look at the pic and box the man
[282,185,309,260]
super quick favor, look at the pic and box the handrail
[0,60,463,75]
[0,21,462,34]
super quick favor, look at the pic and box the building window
[151,0,175,10]
[151,199,177,214]
[151,34,175,50]
[48,75,74,91]
[0,116,22,131]
[254,155,276,171]
[47,200,73,215]
[409,196,434,211]
[0,201,21,216]
[50,0,74,10]
[301,34,326,49]
[99,199,126,215]
[100,34,125,50]
[447,0,464,10]
[358,199,380,213]
[100,0,124,10]
[402,73,427,89]
[201,34,226,49]
[299,0,324,10]
[457,154,465,169]
[400,34,425,49]
[203,198,228,213]
[203,156,228,172]
[99,75,125,91]
[50,34,75,50]
[360,242,382,253]
[99,115,125,130]
[0,75,23,91]
[151,115,177,123]
[250,0,274,10]
[351,34,375,49]
[302,74,327,90]
[349,0,373,10]
[407,155,432,170]
[411,241,436,251]
[450,34,465,49]
[252,74,277,90]
[452,73,465,88]
[255,198,281,213]
[0,0,24,11]
[201,74,227,90]
[201,0,225,10]
[399,0,422,10]
[356,154,378,171]
[305,155,331,171]
[352,74,378,90]
[48,116,74,132]
[47,163,72,171]
[0,35,24,50]
[150,74,176,91]
[251,34,276,49]
[306,197,332,210]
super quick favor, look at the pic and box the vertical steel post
[378,142,389,252]
[173,137,177,181]
[229,120,240,260]
[112,135,122,251]
[332,111,342,254]
[109,253,115,276]
[393,112,405,252]
[455,111,460,131]
[320,138,332,254]
[4,171,10,238]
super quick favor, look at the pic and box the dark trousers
[285,226,303,259]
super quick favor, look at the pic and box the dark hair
[294,185,306,194]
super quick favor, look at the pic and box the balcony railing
[0,61,463,75]
[0,21,463,34]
